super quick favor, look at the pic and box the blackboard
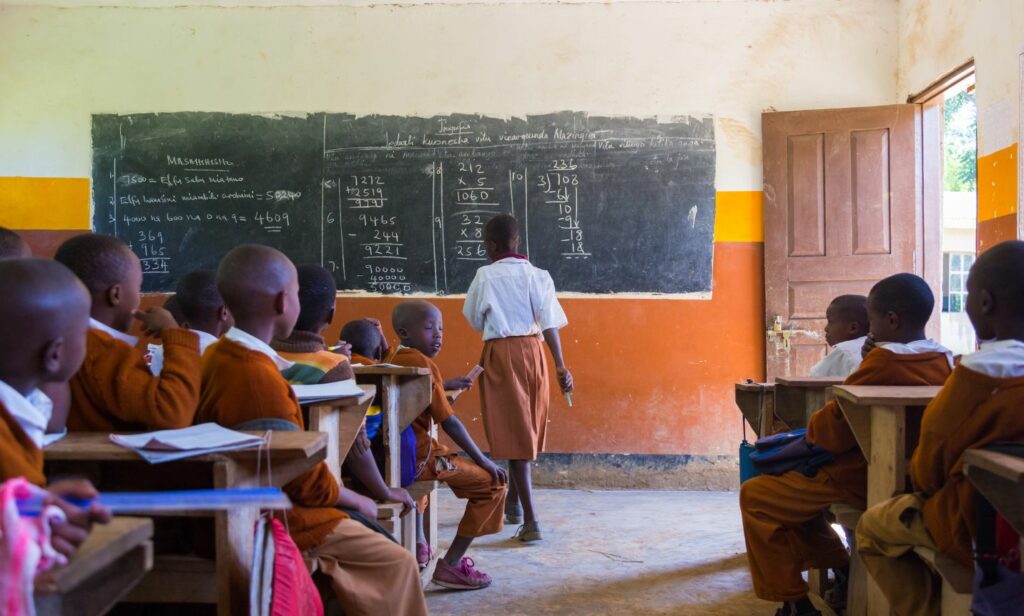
[92,112,716,295]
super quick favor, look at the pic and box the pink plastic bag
[0,477,68,616]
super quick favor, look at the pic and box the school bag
[371,425,419,487]
[739,417,759,484]
[749,429,834,477]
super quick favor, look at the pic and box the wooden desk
[833,385,941,616]
[352,366,431,487]
[735,381,774,438]
[45,431,327,616]
[305,384,375,483]
[964,448,1024,536]
[34,516,154,616]
[773,376,843,430]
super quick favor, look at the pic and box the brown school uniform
[68,328,201,431]
[273,330,355,384]
[857,359,1024,616]
[740,347,952,602]
[0,401,45,485]
[197,338,426,616]
[479,337,550,460]
[388,346,506,538]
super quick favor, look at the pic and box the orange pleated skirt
[479,336,550,461]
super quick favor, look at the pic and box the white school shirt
[222,327,294,370]
[463,257,568,341]
[877,338,955,369]
[148,330,219,376]
[809,337,866,378]
[960,339,1024,378]
[0,379,64,449]
[89,317,139,346]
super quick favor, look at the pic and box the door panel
[763,104,925,379]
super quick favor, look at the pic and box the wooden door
[762,105,934,379]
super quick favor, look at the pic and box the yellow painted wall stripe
[0,177,90,230]
[977,144,1018,222]
[714,190,764,243]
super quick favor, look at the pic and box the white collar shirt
[223,327,294,370]
[463,258,568,341]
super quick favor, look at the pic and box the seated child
[856,240,1024,616]
[149,270,232,375]
[54,234,201,431]
[388,300,508,590]
[271,265,414,523]
[809,294,869,377]
[0,226,31,258]
[196,245,426,616]
[0,258,111,557]
[740,273,953,616]
[273,265,354,383]
[0,227,70,442]
[341,318,390,366]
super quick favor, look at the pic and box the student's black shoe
[774,601,822,616]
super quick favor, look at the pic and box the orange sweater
[196,338,345,550]
[387,347,454,464]
[806,347,952,508]
[911,365,1024,566]
[68,328,201,432]
[0,401,45,486]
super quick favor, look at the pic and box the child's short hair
[54,234,134,293]
[484,214,519,247]
[174,270,222,325]
[869,273,934,330]
[340,319,382,358]
[294,265,337,333]
[0,227,28,258]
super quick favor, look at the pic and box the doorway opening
[914,63,977,355]
[937,75,977,355]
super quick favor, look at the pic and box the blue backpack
[749,429,835,477]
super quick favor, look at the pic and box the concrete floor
[424,489,780,616]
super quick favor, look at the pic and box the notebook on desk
[109,423,265,463]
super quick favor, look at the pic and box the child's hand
[443,377,474,391]
[333,340,353,359]
[861,333,877,359]
[45,479,112,558]
[134,307,179,337]
[480,460,508,486]
[557,366,574,393]
[385,487,416,516]
[351,491,379,520]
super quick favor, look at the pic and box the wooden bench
[832,384,941,616]
[34,516,154,616]
[912,546,974,614]
[45,431,328,615]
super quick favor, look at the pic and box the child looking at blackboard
[462,214,573,542]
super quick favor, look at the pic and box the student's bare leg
[509,459,535,523]
[505,465,522,521]
[443,535,474,565]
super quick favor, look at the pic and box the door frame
[909,59,976,339]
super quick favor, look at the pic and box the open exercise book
[110,423,266,464]
[290,378,364,404]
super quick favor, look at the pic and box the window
[943,252,974,312]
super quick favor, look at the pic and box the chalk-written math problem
[92,111,716,295]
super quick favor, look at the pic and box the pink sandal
[417,543,434,570]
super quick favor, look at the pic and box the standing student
[856,240,1024,616]
[54,234,201,431]
[462,214,573,541]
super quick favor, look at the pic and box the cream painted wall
[0,0,898,189]
[898,0,1024,157]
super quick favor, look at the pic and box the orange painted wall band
[977,144,1018,223]
[0,177,90,230]
[714,190,764,243]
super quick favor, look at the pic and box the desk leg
[309,404,342,484]
[382,376,401,488]
[214,461,257,616]
[867,405,905,507]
